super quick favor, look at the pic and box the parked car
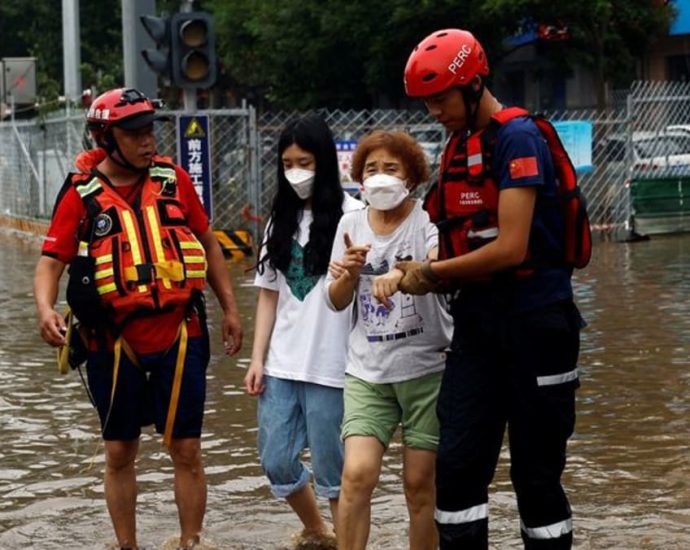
[665,123,690,135]
[598,131,690,175]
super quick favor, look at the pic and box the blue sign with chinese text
[177,114,213,220]
[336,140,360,193]
[552,120,593,173]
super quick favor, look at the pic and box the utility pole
[122,0,157,98]
[180,0,197,113]
[62,0,82,103]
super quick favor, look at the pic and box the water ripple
[0,234,689,548]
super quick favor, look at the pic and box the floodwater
[0,229,688,550]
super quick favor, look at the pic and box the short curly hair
[350,130,430,191]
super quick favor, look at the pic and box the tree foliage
[0,0,677,111]
[482,0,674,107]
[208,0,673,110]
[207,0,505,109]
[0,0,123,110]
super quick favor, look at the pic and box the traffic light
[141,14,171,80]
[170,11,217,89]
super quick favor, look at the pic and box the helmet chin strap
[102,132,149,174]
[460,80,486,132]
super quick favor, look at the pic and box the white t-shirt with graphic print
[254,193,363,388]
[326,199,453,384]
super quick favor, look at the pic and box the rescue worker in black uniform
[392,29,588,549]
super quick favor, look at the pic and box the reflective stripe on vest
[76,177,101,198]
[121,210,147,293]
[149,166,176,180]
[145,205,172,289]
[180,241,208,278]
[466,133,484,178]
[94,254,116,295]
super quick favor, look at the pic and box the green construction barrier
[629,176,690,217]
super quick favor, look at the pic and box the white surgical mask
[284,168,315,199]
[362,173,409,210]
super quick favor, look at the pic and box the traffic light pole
[183,88,197,113]
[140,0,214,111]
[62,0,82,103]
[180,0,197,113]
[122,0,157,99]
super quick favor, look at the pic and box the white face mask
[284,168,315,199]
[362,173,409,210]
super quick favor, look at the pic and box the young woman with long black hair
[244,113,362,546]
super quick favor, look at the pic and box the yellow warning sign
[184,118,206,138]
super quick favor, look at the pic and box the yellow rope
[163,320,188,448]
[56,309,73,374]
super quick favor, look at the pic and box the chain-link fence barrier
[546,108,629,233]
[3,81,690,243]
[153,107,259,237]
[0,110,85,220]
[256,109,450,226]
[622,81,690,234]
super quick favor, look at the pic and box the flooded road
[0,230,688,549]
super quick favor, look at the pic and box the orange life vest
[70,157,207,327]
[424,107,592,270]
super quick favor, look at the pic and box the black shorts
[85,335,209,440]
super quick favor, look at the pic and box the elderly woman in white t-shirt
[245,113,363,547]
[326,130,453,550]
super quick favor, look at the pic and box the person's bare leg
[337,436,385,550]
[403,447,437,550]
[104,439,140,548]
[286,483,330,535]
[170,437,206,547]
[329,497,339,535]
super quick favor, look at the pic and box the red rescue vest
[424,107,592,270]
[70,157,207,327]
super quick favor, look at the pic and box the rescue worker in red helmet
[34,87,243,549]
[394,29,586,549]
[85,87,165,172]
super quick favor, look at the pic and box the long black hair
[257,113,344,277]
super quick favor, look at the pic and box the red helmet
[404,29,489,97]
[86,88,158,145]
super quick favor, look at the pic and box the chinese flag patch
[509,157,539,179]
[166,203,185,220]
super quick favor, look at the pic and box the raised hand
[340,232,371,281]
[328,259,347,279]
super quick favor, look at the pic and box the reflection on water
[0,230,689,549]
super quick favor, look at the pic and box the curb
[0,215,49,236]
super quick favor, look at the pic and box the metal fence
[3,81,690,243]
[154,106,259,237]
[566,81,690,235]
[0,109,85,220]
[547,107,629,233]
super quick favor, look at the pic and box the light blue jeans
[257,375,344,499]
